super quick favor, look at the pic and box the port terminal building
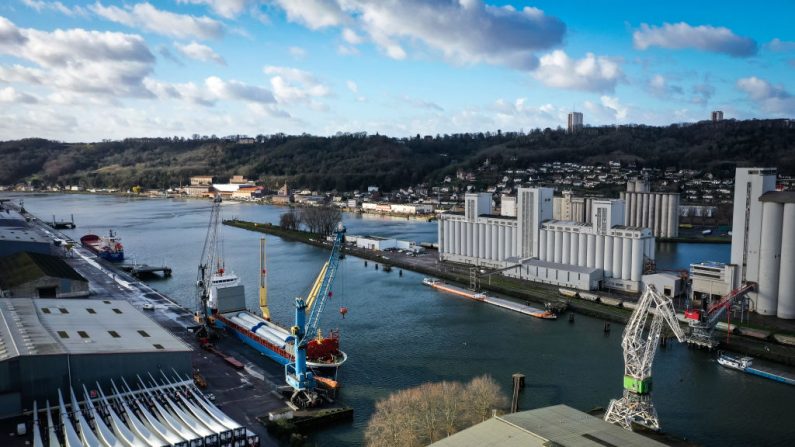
[0,298,191,418]
[731,168,795,319]
[438,189,655,292]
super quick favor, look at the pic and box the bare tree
[279,209,300,230]
[364,375,507,447]
[299,206,341,236]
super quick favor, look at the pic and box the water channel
[5,193,793,446]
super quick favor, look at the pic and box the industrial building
[690,261,737,303]
[0,251,89,298]
[552,191,595,223]
[642,272,685,298]
[0,298,192,417]
[439,189,655,292]
[430,404,665,447]
[539,199,655,292]
[0,226,52,258]
[619,178,680,238]
[730,167,795,319]
[437,188,553,269]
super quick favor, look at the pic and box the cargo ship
[423,278,556,320]
[80,230,124,262]
[206,269,347,377]
[196,197,346,380]
[718,352,795,386]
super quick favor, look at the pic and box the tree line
[2,119,793,191]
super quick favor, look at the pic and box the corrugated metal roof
[431,405,667,447]
[0,298,191,360]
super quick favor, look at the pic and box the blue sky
[0,0,793,141]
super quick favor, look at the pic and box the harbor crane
[685,282,755,348]
[195,194,223,337]
[285,223,346,407]
[604,284,686,431]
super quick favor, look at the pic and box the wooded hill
[1,119,793,191]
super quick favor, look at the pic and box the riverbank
[224,218,795,367]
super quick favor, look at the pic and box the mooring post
[511,373,525,413]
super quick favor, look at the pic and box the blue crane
[285,223,346,407]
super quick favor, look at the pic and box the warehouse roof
[430,405,666,447]
[0,227,50,244]
[0,299,191,361]
[759,191,795,204]
[0,251,86,288]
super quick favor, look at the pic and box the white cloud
[633,22,757,57]
[346,80,358,93]
[0,86,38,103]
[175,41,226,65]
[289,46,306,59]
[22,0,88,16]
[144,76,275,106]
[177,0,254,19]
[91,2,224,40]
[400,95,443,112]
[737,76,795,114]
[690,83,715,105]
[263,65,330,104]
[0,16,155,97]
[272,0,347,30]
[600,96,628,120]
[647,74,682,98]
[533,50,623,92]
[337,44,359,55]
[342,27,363,45]
[767,38,795,52]
[269,0,564,70]
[0,64,45,84]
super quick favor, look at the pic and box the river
[4,193,794,446]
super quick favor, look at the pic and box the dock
[47,214,76,229]
[119,263,173,278]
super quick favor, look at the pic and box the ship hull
[213,312,346,377]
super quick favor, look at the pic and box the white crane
[604,284,685,431]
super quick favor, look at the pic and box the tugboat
[80,230,124,262]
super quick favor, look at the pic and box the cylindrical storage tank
[649,236,656,260]
[479,223,486,260]
[472,223,479,259]
[578,233,587,267]
[641,194,649,228]
[453,221,464,255]
[497,225,505,260]
[777,203,795,319]
[612,236,623,280]
[587,234,596,268]
[628,193,636,226]
[648,194,656,234]
[446,220,453,254]
[660,195,670,238]
[595,235,604,270]
[627,182,635,193]
[654,194,663,236]
[603,236,613,277]
[757,202,784,315]
[631,238,643,282]
[585,199,592,224]
[546,229,555,263]
[621,236,632,280]
[554,230,563,263]
[539,229,547,261]
[668,194,679,238]
[505,225,513,258]
[490,224,498,260]
[569,232,579,265]
[562,231,571,264]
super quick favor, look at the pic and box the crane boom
[195,195,222,330]
[285,223,346,407]
[604,284,685,431]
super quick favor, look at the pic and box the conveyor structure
[29,372,259,447]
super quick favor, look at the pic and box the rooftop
[0,227,50,244]
[430,405,666,447]
[759,191,795,204]
[506,258,601,275]
[0,298,191,361]
[0,251,86,288]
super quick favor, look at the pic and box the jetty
[48,214,76,229]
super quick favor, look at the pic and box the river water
[5,193,794,446]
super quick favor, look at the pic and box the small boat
[80,230,124,262]
[717,353,753,371]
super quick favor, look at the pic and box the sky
[0,0,793,141]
